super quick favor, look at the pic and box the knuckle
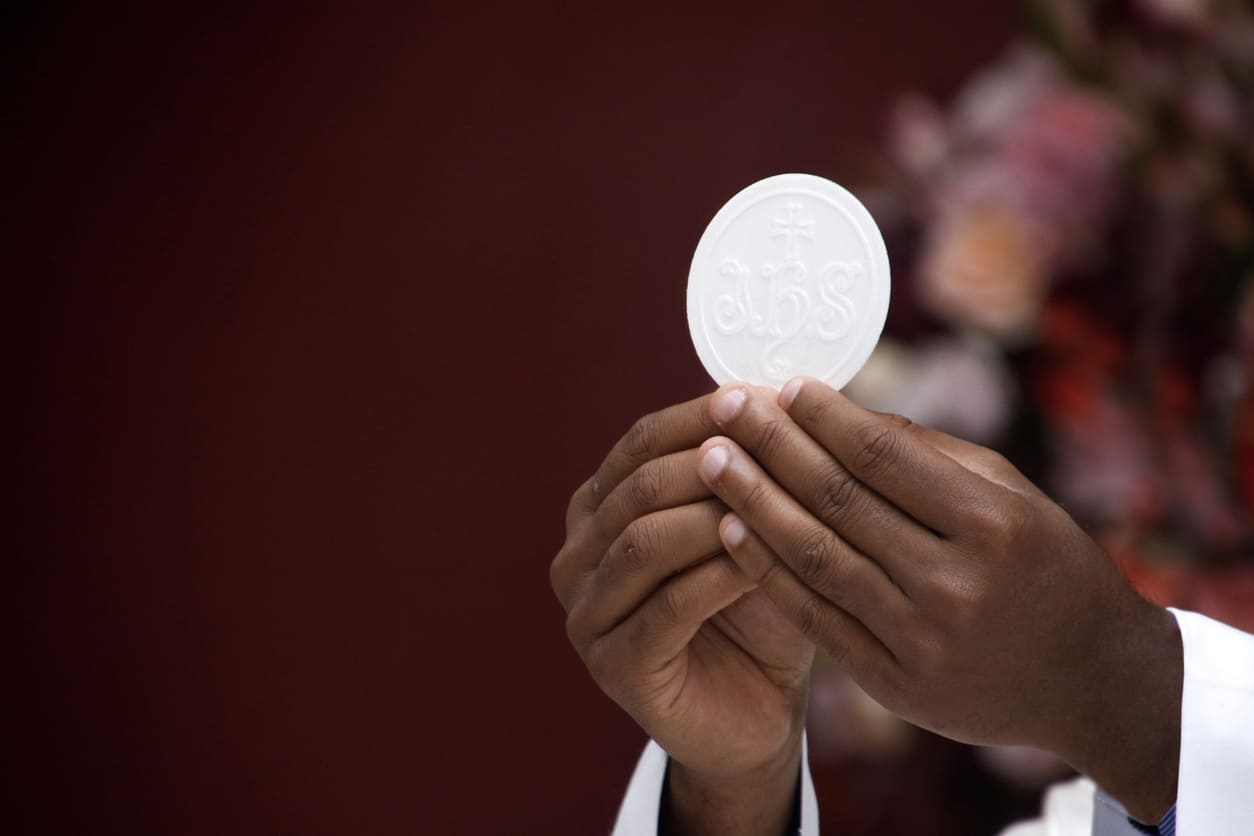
[548,551,567,600]
[812,464,860,523]
[937,575,980,617]
[617,516,664,572]
[1003,493,1034,534]
[623,413,660,465]
[752,418,790,461]
[626,461,666,510]
[882,412,913,429]
[795,594,830,642]
[798,393,832,427]
[565,477,595,533]
[971,448,1015,483]
[971,493,1031,548]
[657,581,690,627]
[965,503,999,539]
[792,528,837,589]
[853,421,900,475]
[825,640,851,671]
[610,540,649,579]
[980,449,1011,472]
[740,480,776,518]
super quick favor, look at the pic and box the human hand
[696,378,1181,823]
[550,394,814,835]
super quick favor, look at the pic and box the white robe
[611,609,1254,834]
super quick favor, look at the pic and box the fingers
[706,383,939,586]
[717,512,897,684]
[696,436,910,643]
[570,393,721,523]
[587,555,754,680]
[593,449,712,546]
[568,499,728,640]
[777,377,990,535]
[552,449,715,606]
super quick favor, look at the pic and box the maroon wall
[11,4,1017,832]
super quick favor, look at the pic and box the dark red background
[11,4,1017,832]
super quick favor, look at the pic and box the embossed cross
[771,201,815,262]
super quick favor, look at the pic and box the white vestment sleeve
[610,739,667,836]
[610,736,819,835]
[998,777,1095,836]
[1170,607,1254,833]
[997,778,1175,836]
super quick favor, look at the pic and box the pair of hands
[551,379,1181,832]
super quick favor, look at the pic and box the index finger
[779,377,989,534]
[571,393,721,521]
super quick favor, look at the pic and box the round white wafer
[687,173,890,389]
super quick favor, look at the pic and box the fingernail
[712,387,748,426]
[779,378,805,410]
[723,517,747,548]
[700,445,730,482]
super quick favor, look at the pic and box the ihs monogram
[714,200,862,381]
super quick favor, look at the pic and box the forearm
[661,736,802,836]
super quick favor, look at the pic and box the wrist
[661,731,803,836]
[1060,594,1182,824]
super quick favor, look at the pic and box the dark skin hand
[697,377,1183,824]
[550,393,814,836]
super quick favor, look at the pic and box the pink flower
[917,204,1052,344]
[911,47,1131,343]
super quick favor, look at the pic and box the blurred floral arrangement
[810,0,1254,790]
[855,0,1254,624]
